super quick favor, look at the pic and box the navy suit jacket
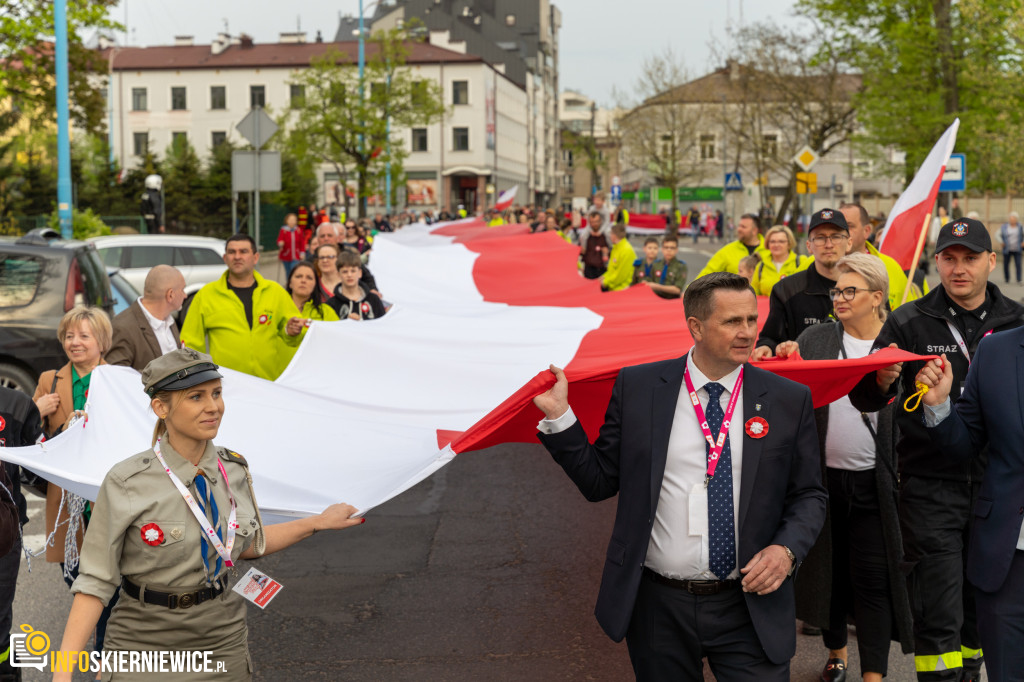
[929,327,1024,593]
[537,354,827,664]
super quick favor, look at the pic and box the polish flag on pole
[494,185,518,211]
[876,118,960,271]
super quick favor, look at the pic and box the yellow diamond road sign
[793,146,819,172]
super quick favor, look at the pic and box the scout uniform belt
[121,576,228,609]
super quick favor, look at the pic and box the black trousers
[0,538,18,676]
[900,476,983,681]
[1004,250,1022,283]
[821,468,894,675]
[583,264,606,280]
[976,550,1024,682]
[625,570,788,682]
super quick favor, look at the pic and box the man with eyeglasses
[840,202,925,308]
[753,209,850,359]
[849,217,1024,682]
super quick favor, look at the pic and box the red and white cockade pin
[140,523,164,546]
[745,417,769,439]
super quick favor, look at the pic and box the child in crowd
[327,251,387,320]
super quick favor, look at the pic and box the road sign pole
[254,107,261,248]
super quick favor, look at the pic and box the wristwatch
[782,545,797,575]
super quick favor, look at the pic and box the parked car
[87,234,227,300]
[0,229,114,394]
[108,268,140,316]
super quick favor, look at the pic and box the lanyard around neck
[153,439,237,568]
[683,365,744,487]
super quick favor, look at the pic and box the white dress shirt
[137,298,178,355]
[538,354,744,580]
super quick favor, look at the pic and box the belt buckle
[686,581,716,596]
[177,591,196,609]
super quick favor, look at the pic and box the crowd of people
[1,196,1022,680]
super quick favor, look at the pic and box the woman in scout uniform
[55,349,362,681]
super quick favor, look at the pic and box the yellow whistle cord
[904,381,929,412]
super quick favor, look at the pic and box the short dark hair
[644,236,660,246]
[684,272,754,321]
[226,233,257,252]
[662,235,679,246]
[839,201,871,227]
[337,250,362,269]
[739,213,762,231]
[588,210,602,219]
[611,224,627,238]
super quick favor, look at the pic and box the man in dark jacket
[850,217,1024,682]
[753,209,850,359]
[107,265,185,371]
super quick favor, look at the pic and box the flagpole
[900,214,931,306]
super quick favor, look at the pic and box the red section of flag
[626,213,668,230]
[877,177,944,271]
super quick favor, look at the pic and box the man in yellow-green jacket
[695,213,769,279]
[181,234,303,380]
[601,224,637,292]
[840,203,927,309]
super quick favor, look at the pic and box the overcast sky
[107,0,800,106]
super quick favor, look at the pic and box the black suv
[0,229,113,394]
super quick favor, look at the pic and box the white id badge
[688,484,708,537]
[231,567,283,609]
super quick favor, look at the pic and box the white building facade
[105,34,530,212]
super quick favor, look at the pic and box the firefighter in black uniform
[0,387,42,682]
[753,209,850,359]
[140,174,163,234]
[851,217,1024,682]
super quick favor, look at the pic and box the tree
[0,0,120,135]
[616,48,707,217]
[280,25,446,218]
[161,139,204,230]
[796,0,1024,192]
[562,124,607,197]
[723,22,858,224]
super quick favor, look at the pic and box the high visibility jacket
[603,239,637,291]
[181,270,302,381]
[751,250,812,296]
[865,241,927,308]
[487,218,505,227]
[696,236,769,279]
[279,298,341,370]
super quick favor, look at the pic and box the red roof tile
[105,40,481,71]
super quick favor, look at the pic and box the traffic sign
[236,108,278,149]
[793,146,820,172]
[231,151,282,192]
[940,153,966,192]
[724,172,743,191]
[610,184,622,201]
[796,172,817,194]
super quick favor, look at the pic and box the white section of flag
[494,185,518,211]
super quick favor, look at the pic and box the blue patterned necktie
[704,382,736,580]
[194,473,224,584]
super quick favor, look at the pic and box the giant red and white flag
[494,185,518,211]
[0,222,928,528]
[876,118,960,270]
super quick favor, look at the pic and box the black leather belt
[643,567,740,595]
[122,577,227,609]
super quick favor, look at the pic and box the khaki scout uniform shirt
[73,440,266,681]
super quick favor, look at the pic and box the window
[562,174,574,192]
[126,246,179,268]
[171,132,187,151]
[184,247,224,266]
[452,80,468,105]
[762,133,778,157]
[210,86,226,110]
[250,85,266,108]
[0,255,42,308]
[131,88,147,111]
[700,134,716,160]
[562,149,574,167]
[132,132,149,157]
[97,247,123,269]
[290,84,305,108]
[661,134,673,159]
[452,127,469,151]
[170,86,187,110]
[211,131,227,148]
[411,128,428,152]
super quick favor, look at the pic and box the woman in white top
[777,253,913,682]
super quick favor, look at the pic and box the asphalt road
[13,233,1009,681]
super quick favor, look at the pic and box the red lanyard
[683,365,744,487]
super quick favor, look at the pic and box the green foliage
[161,138,205,229]
[280,25,447,217]
[48,206,111,239]
[796,0,1024,191]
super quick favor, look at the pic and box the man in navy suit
[917,332,1024,682]
[533,272,827,680]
